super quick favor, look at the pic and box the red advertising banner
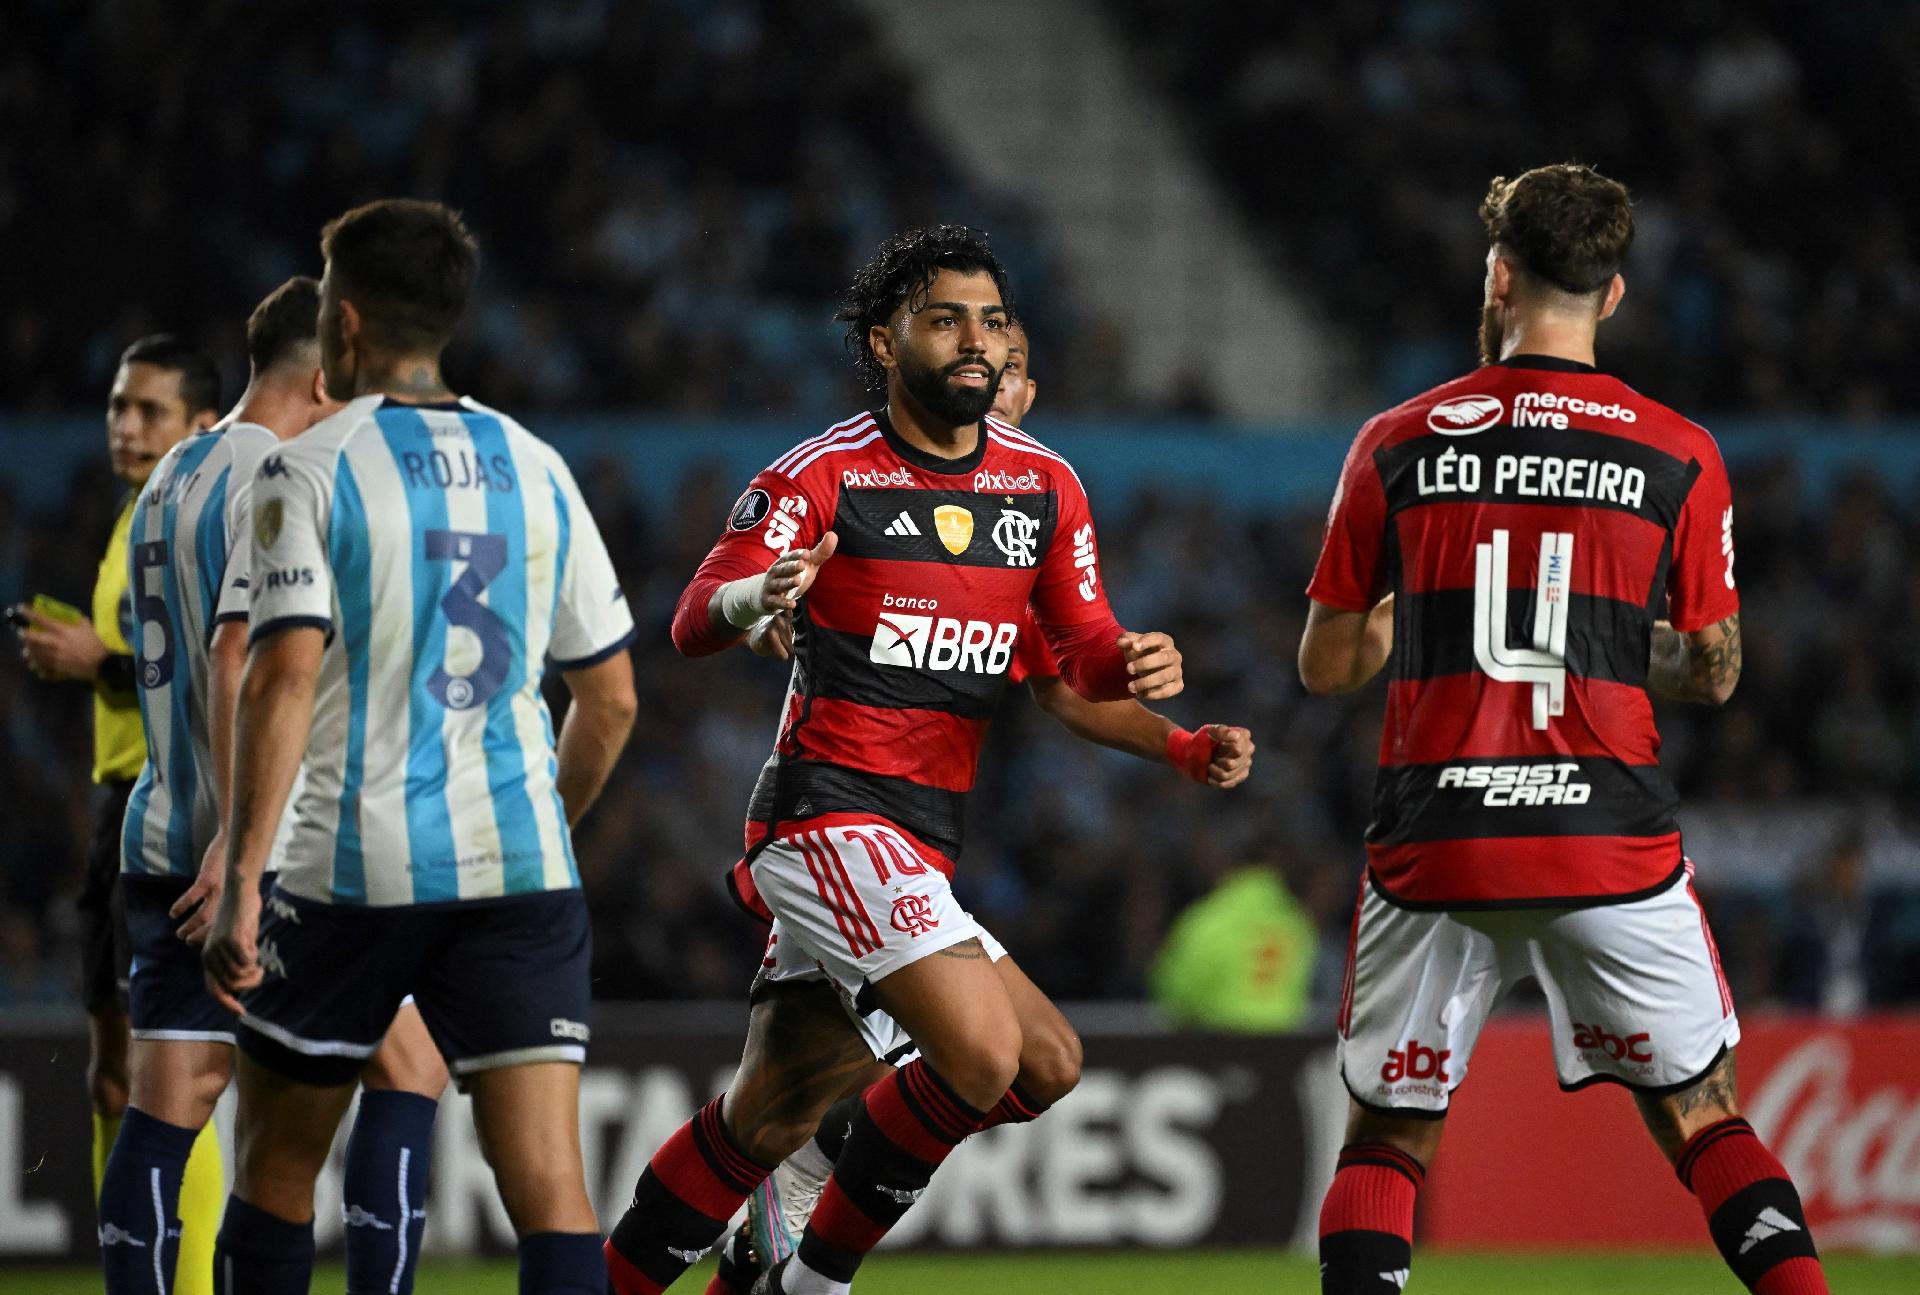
[1423,1014,1920,1250]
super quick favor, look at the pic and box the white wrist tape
[718,575,769,630]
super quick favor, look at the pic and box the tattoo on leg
[1676,1051,1737,1118]
[935,939,988,961]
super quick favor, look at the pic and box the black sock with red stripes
[777,1059,985,1294]
[605,1095,776,1295]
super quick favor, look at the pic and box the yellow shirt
[91,495,145,783]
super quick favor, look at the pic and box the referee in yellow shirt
[14,335,222,1290]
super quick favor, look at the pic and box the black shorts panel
[123,874,236,1042]
[238,885,592,1089]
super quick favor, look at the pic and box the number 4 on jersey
[1473,528,1572,730]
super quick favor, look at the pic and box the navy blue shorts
[238,884,592,1089]
[123,874,238,1043]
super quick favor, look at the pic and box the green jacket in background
[1149,867,1316,1032]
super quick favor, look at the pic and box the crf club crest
[729,487,772,531]
[890,893,940,937]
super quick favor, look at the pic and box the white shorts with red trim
[1339,862,1739,1115]
[747,815,998,1061]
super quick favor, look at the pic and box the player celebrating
[14,334,224,1295]
[605,228,1186,1295]
[200,200,638,1295]
[97,277,450,1295]
[1299,165,1827,1294]
[704,321,1254,1292]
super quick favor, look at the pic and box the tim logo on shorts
[890,894,940,937]
[1381,1039,1451,1085]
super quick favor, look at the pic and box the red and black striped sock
[605,1096,775,1295]
[702,1228,759,1295]
[790,1059,986,1289]
[1317,1142,1424,1294]
[1678,1117,1828,1294]
[982,1080,1050,1129]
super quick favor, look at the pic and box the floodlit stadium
[4,3,1920,1293]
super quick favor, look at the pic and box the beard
[898,350,1003,427]
[1477,300,1503,366]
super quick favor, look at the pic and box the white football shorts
[1338,861,1738,1115]
[748,816,1003,1062]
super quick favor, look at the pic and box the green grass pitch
[11,1251,1920,1293]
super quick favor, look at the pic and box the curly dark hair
[835,225,1012,390]
[1480,164,1634,296]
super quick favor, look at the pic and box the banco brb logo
[870,613,1018,674]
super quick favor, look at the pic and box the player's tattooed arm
[1648,614,1742,705]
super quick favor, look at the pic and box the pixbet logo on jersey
[870,594,1018,674]
[973,468,1042,493]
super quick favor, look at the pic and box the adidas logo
[1381,1270,1410,1290]
[877,1184,927,1205]
[883,512,921,537]
[97,1223,147,1248]
[1739,1206,1802,1255]
[668,1244,713,1263]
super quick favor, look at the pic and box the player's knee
[926,1027,1022,1111]
[1017,1020,1083,1105]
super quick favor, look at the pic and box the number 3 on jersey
[1473,528,1572,730]
[425,528,509,710]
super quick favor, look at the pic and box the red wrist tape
[1166,726,1214,782]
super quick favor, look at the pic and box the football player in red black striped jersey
[1300,167,1827,1295]
[695,324,1252,1292]
[606,229,1192,1295]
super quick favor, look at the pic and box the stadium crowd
[1110,0,1920,415]
[6,448,1918,1016]
[0,0,1075,417]
[13,1,1920,424]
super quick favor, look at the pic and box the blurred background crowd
[7,449,1919,1019]
[4,0,1919,1022]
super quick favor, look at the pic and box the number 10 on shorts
[1473,528,1573,730]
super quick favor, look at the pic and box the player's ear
[1020,376,1039,419]
[1488,252,1515,308]
[192,408,219,432]
[868,323,895,374]
[1598,273,1626,322]
[310,365,327,406]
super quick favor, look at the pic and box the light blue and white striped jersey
[122,421,279,878]
[247,394,634,906]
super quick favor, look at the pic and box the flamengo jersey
[247,394,635,906]
[1309,356,1739,909]
[122,422,277,877]
[685,409,1118,865]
